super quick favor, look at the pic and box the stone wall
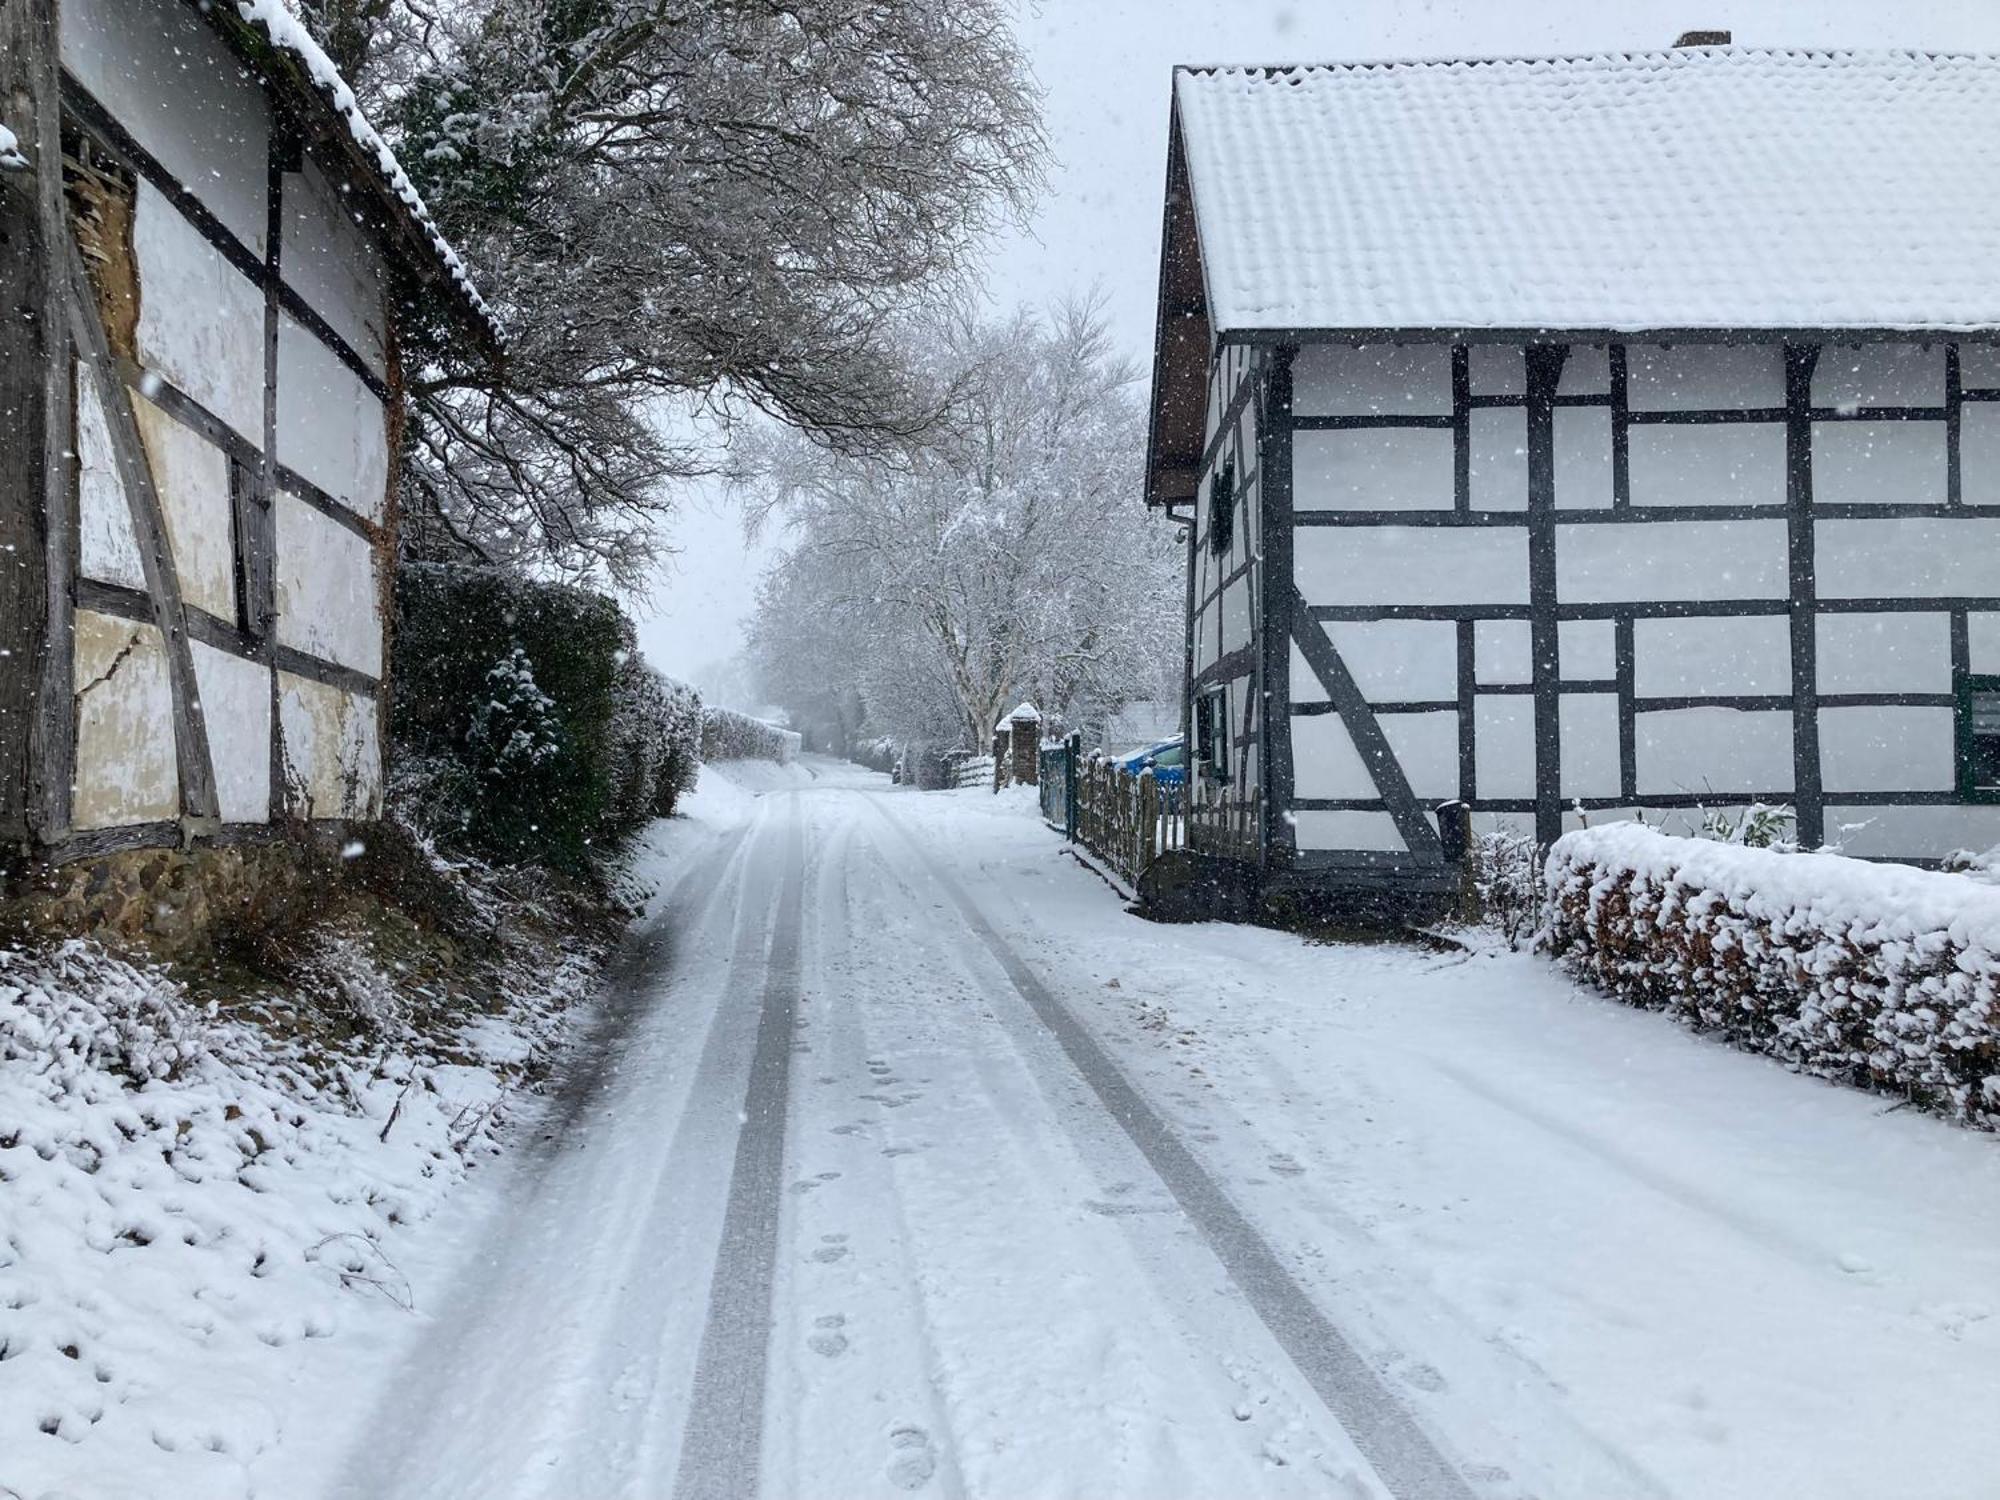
[1,838,318,959]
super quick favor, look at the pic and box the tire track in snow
[863,793,1479,1500]
[673,799,808,1500]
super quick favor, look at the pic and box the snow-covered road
[264,760,2000,1500]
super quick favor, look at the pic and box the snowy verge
[0,817,634,1500]
[1543,824,2000,1127]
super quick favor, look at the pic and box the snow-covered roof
[1174,48,2000,333]
[224,1,493,339]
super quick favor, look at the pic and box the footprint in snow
[830,1124,865,1136]
[808,1314,850,1358]
[887,1425,937,1490]
[1267,1155,1306,1178]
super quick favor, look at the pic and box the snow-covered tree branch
[297,0,1047,585]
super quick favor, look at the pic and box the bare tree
[743,299,1182,747]
[299,0,1048,585]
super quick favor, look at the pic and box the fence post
[1139,769,1157,878]
[1064,733,1080,841]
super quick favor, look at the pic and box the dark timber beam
[1786,342,1825,848]
[1526,344,1570,849]
[0,0,61,847]
[1258,347,1297,865]
[1287,589,1445,864]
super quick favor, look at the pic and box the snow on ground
[15,756,1997,1498]
[0,761,786,1500]
[899,775,2000,1497]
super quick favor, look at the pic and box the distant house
[0,0,491,866]
[1145,42,2000,914]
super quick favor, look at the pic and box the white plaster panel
[1468,408,1528,511]
[1324,621,1459,701]
[1289,640,1327,706]
[1816,613,1951,695]
[191,640,271,823]
[75,374,146,591]
[1223,577,1252,651]
[1469,345,1524,395]
[61,0,270,254]
[1635,707,1794,795]
[1816,517,2000,598]
[1960,402,2000,505]
[279,672,381,819]
[282,156,389,377]
[1381,712,1460,802]
[1633,615,1792,696]
[1559,619,1616,680]
[1294,428,1453,512]
[1627,344,1784,411]
[133,396,236,623]
[1556,520,1788,603]
[71,610,178,830]
[1554,407,1613,509]
[1560,693,1622,798]
[1474,696,1536,798]
[1475,619,1531,684]
[133,183,266,445]
[277,315,391,522]
[1819,706,1953,794]
[1812,344,1945,409]
[1559,346,1611,396]
[1628,423,1785,507]
[1295,526,1528,607]
[1293,344,1452,417]
[1291,713,1376,799]
[1825,803,2000,860]
[276,494,382,678]
[1969,613,2000,673]
[1961,347,2000,389]
[1811,422,1946,506]
[1292,810,1409,853]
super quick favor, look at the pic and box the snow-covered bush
[1542,824,2000,1127]
[603,659,703,832]
[1468,825,1541,950]
[392,563,693,869]
[701,707,799,764]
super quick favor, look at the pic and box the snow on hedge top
[234,0,491,329]
[1175,49,2000,333]
[1550,822,2000,953]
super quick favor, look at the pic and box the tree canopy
[301,0,1047,584]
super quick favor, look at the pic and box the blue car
[1112,736,1185,789]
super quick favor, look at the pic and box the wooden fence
[1039,735,1184,889]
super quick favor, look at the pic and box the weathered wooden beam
[0,0,67,849]
[60,231,220,827]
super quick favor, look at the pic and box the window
[1193,685,1229,783]
[1208,458,1235,557]
[1957,672,2000,802]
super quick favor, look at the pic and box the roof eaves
[208,0,498,351]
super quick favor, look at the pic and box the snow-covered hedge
[603,660,703,831]
[1542,824,2000,1127]
[701,707,799,764]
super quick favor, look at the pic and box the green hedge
[390,564,700,871]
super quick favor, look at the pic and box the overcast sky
[633,0,2000,695]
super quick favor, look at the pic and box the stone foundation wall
[1,838,318,959]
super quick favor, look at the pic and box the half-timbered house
[1,0,491,872]
[1147,43,2000,914]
